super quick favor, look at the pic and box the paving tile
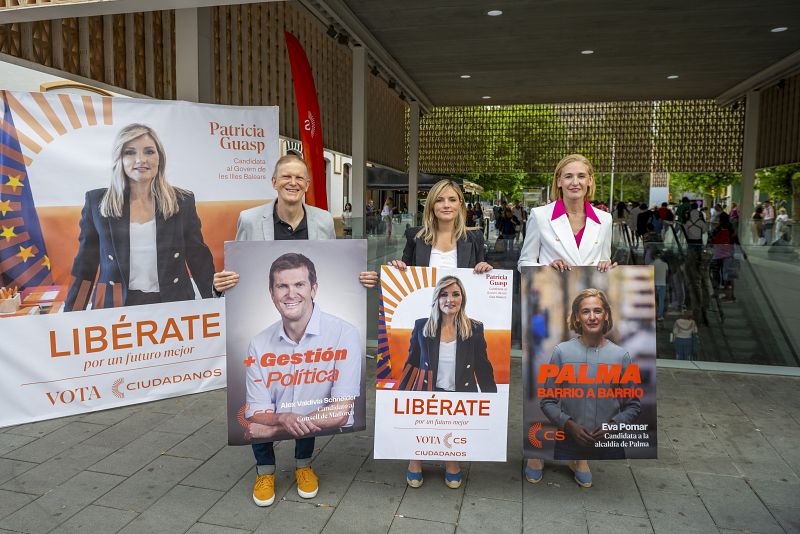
[2,443,114,495]
[465,459,522,502]
[186,523,253,534]
[199,471,270,532]
[57,504,138,533]
[2,422,105,463]
[118,485,222,534]
[78,405,142,426]
[89,430,185,476]
[0,470,124,533]
[746,477,800,510]
[457,496,521,534]
[181,443,254,492]
[581,463,648,518]
[3,417,74,438]
[397,465,464,523]
[0,489,33,520]
[389,516,455,534]
[771,506,800,533]
[729,456,799,482]
[154,414,214,435]
[81,411,173,450]
[631,466,695,496]
[323,480,405,534]
[253,499,334,534]
[688,472,783,533]
[641,490,718,534]
[0,459,36,485]
[166,420,228,461]
[0,433,35,457]
[354,456,409,488]
[96,455,202,513]
[586,511,653,534]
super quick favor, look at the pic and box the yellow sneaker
[252,473,275,506]
[295,466,319,498]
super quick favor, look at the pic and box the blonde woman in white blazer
[518,154,616,488]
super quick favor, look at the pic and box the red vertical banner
[284,32,327,210]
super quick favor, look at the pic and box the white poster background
[6,91,279,206]
[0,93,279,426]
[374,267,513,461]
[0,299,225,427]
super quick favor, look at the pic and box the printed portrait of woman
[65,123,215,311]
[399,275,497,393]
[540,288,641,460]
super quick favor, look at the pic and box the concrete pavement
[1,360,799,533]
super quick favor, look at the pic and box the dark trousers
[252,437,315,466]
[126,290,162,306]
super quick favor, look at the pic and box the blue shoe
[444,471,463,489]
[570,462,592,488]
[524,465,543,484]
[406,469,423,488]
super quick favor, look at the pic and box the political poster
[374,266,512,461]
[0,90,279,427]
[224,240,367,446]
[521,266,658,460]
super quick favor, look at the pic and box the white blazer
[518,202,613,268]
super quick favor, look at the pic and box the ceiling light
[771,26,788,33]
[460,74,471,79]
[481,95,492,99]
[581,50,594,55]
[337,33,349,45]
[667,75,679,80]
[487,10,503,16]
[388,79,396,90]
[370,65,379,76]
[326,25,337,38]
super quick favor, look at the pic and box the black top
[401,226,486,268]
[273,201,309,240]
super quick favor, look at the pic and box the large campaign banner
[374,266,512,461]
[225,240,367,446]
[521,266,657,460]
[0,90,279,427]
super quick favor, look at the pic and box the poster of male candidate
[374,266,512,461]
[225,240,367,446]
[521,266,657,460]
[0,90,279,427]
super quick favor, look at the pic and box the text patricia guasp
[48,313,221,371]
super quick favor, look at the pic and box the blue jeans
[655,285,667,319]
[674,337,693,360]
[252,437,315,473]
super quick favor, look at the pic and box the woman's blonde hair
[101,124,180,219]
[549,154,596,202]
[416,179,467,245]
[568,288,613,335]
[424,275,474,340]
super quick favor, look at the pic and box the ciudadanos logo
[528,422,565,448]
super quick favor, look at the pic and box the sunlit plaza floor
[1,360,799,533]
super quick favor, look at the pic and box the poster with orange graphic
[521,266,657,460]
[374,266,512,461]
[0,90,279,427]
[223,240,367,446]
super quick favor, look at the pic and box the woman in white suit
[518,154,616,488]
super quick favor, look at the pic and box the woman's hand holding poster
[374,266,512,461]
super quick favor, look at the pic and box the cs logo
[527,422,566,448]
[443,432,467,449]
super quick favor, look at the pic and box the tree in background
[756,163,800,244]
[669,172,740,206]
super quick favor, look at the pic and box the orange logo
[528,422,566,448]
[528,422,542,448]
[112,378,124,399]
[237,404,251,430]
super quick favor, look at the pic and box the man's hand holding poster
[224,240,367,445]
[374,266,512,461]
[521,266,658,460]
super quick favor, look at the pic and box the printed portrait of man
[244,252,362,440]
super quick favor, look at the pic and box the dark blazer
[399,318,497,393]
[401,226,485,268]
[65,188,215,311]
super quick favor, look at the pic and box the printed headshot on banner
[374,266,512,461]
[224,240,367,446]
[521,266,658,460]
[0,90,279,427]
